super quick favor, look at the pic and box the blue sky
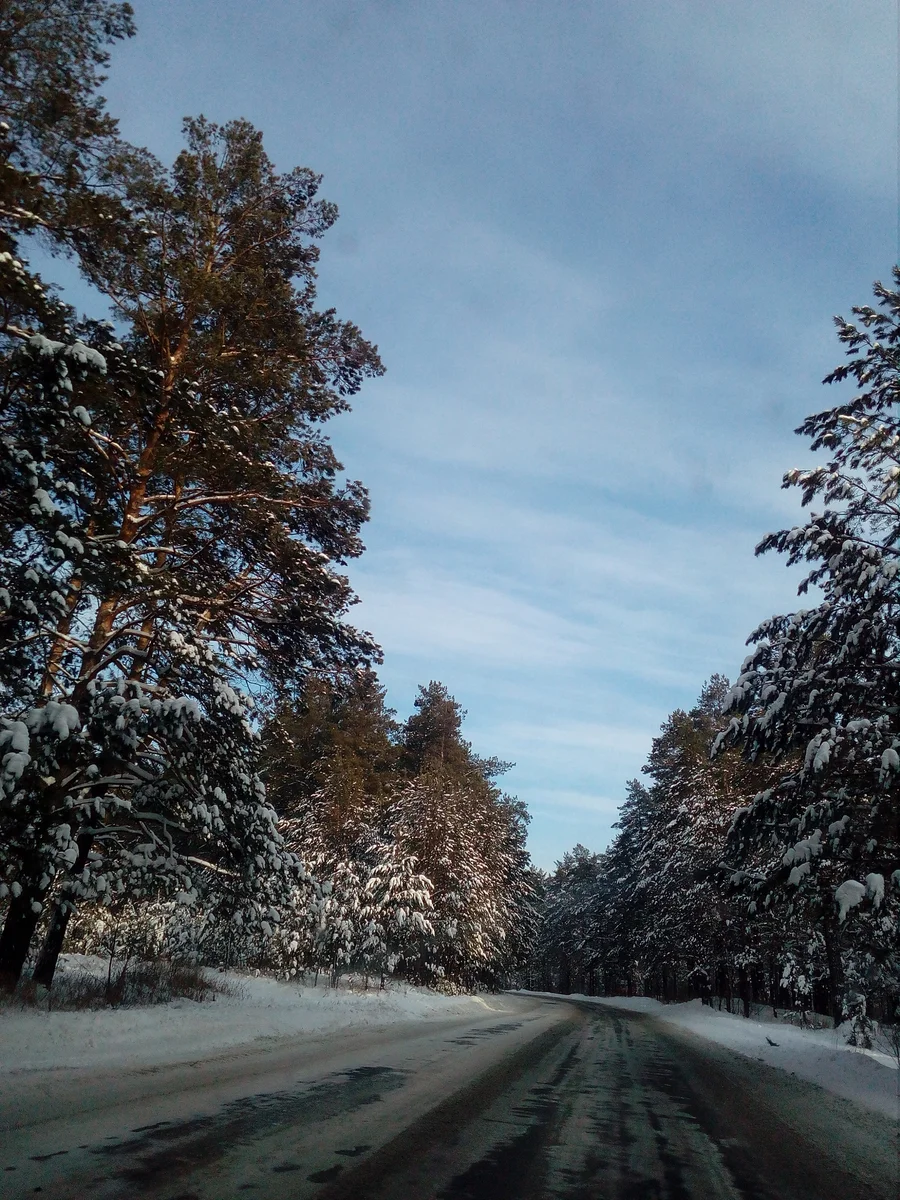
[48,1,898,868]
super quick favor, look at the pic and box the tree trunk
[74,393,174,692]
[822,906,846,1026]
[739,965,751,1018]
[32,833,94,989]
[0,878,45,991]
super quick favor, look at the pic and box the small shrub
[117,959,239,1006]
[0,959,242,1010]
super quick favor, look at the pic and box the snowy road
[1,995,896,1199]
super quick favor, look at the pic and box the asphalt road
[1,995,896,1199]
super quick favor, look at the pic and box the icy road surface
[1,995,896,1199]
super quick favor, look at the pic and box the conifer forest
[1,1,898,1051]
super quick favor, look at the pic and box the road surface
[1,994,896,1199]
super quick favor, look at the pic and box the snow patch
[835,879,866,921]
[0,956,499,1073]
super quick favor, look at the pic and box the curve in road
[1,995,896,1199]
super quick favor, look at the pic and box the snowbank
[522,992,900,1119]
[0,956,499,1074]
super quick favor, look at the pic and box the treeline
[0,1,534,996]
[265,677,534,989]
[524,678,792,1010]
[68,677,535,991]
[527,271,900,1041]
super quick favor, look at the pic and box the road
[1,994,896,1199]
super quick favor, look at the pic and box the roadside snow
[0,956,498,1074]
[521,992,900,1119]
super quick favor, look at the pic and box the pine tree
[529,682,784,1010]
[633,678,769,1008]
[392,683,530,989]
[0,98,384,983]
[533,844,607,995]
[358,836,434,984]
[719,273,900,1026]
[401,681,471,776]
[264,669,399,837]
[0,0,135,256]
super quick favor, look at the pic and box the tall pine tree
[720,273,900,1025]
[1,24,384,986]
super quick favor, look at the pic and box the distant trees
[526,845,606,995]
[268,680,537,990]
[525,681,768,1008]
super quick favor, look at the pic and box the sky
[44,1,899,869]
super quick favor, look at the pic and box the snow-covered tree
[357,837,434,984]
[529,844,607,994]
[393,682,528,987]
[272,783,434,985]
[628,679,774,1009]
[1,47,384,987]
[271,680,535,990]
[529,682,787,1011]
[526,282,900,1025]
[387,774,532,989]
[719,273,900,1024]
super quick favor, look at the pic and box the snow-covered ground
[0,955,498,1074]
[521,991,900,1119]
[6,963,898,1127]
